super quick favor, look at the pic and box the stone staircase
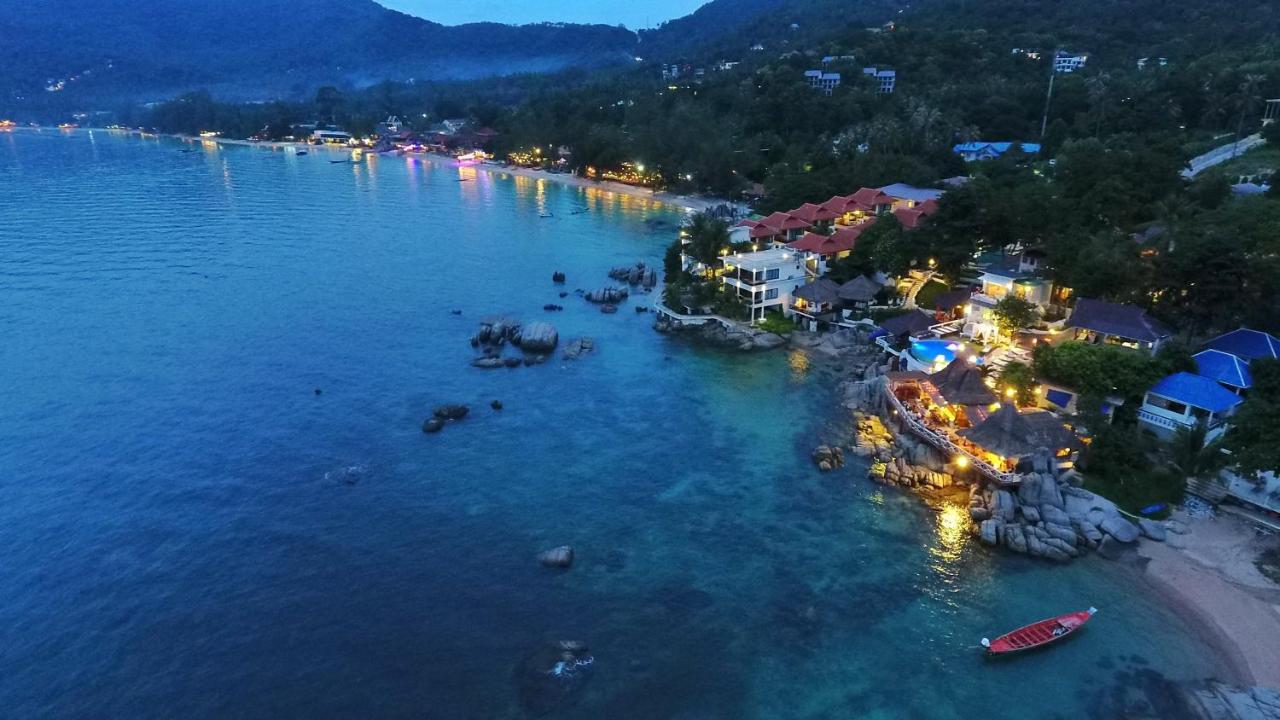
[902,270,936,309]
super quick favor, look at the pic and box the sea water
[0,130,1220,718]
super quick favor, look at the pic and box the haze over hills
[0,0,640,104]
[5,0,1275,114]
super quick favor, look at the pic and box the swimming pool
[910,339,961,365]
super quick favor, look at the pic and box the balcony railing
[882,384,1021,486]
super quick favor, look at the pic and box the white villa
[721,248,807,323]
[962,253,1055,342]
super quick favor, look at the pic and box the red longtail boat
[982,607,1096,655]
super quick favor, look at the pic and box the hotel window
[766,268,780,280]
[765,288,779,300]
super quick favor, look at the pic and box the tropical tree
[992,296,1039,338]
[1225,359,1280,479]
[1169,420,1227,484]
[682,213,731,279]
[998,360,1038,407]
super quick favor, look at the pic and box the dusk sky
[378,0,709,28]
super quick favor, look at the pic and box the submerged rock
[515,640,594,716]
[538,545,574,569]
[563,337,595,360]
[552,271,566,283]
[422,418,445,433]
[433,404,470,421]
[472,357,505,369]
[491,400,503,410]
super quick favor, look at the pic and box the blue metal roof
[1148,372,1244,413]
[1203,328,1280,362]
[952,142,1042,156]
[877,183,943,203]
[1194,349,1253,389]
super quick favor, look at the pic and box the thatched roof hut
[957,405,1075,459]
[930,360,996,406]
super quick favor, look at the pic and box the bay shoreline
[80,127,730,213]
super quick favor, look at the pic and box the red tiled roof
[788,231,841,254]
[758,211,793,230]
[734,219,761,228]
[776,215,812,231]
[750,223,782,238]
[916,198,940,215]
[820,195,856,215]
[788,202,840,223]
[893,207,926,229]
[849,187,895,210]
[789,223,872,255]
[829,223,871,251]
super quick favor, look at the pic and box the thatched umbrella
[958,405,1071,459]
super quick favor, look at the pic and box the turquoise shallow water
[0,130,1220,718]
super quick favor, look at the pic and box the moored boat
[982,607,1096,655]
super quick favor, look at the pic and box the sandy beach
[101,128,733,213]
[1132,510,1280,687]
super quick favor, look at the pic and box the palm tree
[1233,74,1267,151]
[1170,420,1227,488]
[683,213,731,280]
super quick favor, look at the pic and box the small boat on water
[982,607,1096,655]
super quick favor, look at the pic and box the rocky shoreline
[652,314,787,351]
[841,369,1169,562]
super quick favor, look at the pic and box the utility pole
[1040,49,1059,140]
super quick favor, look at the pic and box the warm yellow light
[989,402,1001,411]
[928,257,937,267]
[963,304,972,314]
[1005,388,1016,398]
[954,456,970,468]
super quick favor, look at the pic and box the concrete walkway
[1183,134,1265,179]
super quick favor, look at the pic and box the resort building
[963,252,1056,342]
[786,202,842,233]
[786,225,869,275]
[952,142,1042,162]
[1054,52,1089,73]
[893,200,940,229]
[311,128,353,144]
[849,187,897,216]
[878,183,944,209]
[720,248,807,323]
[862,66,897,93]
[1137,372,1243,441]
[1063,298,1171,355]
[804,70,842,95]
[1195,328,1280,395]
[838,275,886,315]
[791,278,842,330]
[887,364,1080,482]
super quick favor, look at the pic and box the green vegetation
[997,361,1037,407]
[1032,341,1175,417]
[992,297,1039,337]
[1225,359,1280,480]
[757,314,794,336]
[1080,424,1181,517]
[912,279,950,312]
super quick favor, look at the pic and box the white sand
[1136,512,1280,686]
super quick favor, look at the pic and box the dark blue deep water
[0,130,1219,718]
